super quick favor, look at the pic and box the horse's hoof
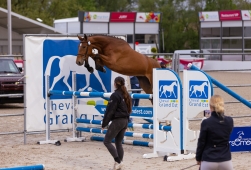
[88,67,94,73]
[55,141,61,146]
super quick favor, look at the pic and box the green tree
[0,0,97,26]
[94,0,135,11]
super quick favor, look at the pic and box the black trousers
[103,118,128,161]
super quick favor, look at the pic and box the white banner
[152,69,182,154]
[183,70,213,119]
[136,12,160,23]
[242,10,251,20]
[199,11,219,21]
[25,36,128,131]
[183,69,213,151]
[84,12,110,22]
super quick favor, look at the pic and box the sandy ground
[0,71,251,170]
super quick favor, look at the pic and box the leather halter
[77,41,89,58]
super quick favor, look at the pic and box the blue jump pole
[90,136,153,147]
[0,164,44,170]
[76,127,154,139]
[76,118,171,131]
[49,90,152,99]
[188,64,251,108]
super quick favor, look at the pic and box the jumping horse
[76,34,161,95]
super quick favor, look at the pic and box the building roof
[0,7,64,34]
[54,17,78,23]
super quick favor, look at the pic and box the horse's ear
[77,35,84,41]
[84,34,88,40]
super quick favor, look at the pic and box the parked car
[14,60,24,73]
[0,58,24,104]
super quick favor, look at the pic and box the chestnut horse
[76,34,160,95]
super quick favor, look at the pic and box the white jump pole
[37,75,59,145]
[65,71,85,142]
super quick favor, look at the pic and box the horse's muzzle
[76,61,83,66]
[76,56,84,66]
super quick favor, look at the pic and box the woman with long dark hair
[102,76,132,170]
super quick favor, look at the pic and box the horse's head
[76,34,93,66]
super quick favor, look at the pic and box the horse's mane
[87,34,125,41]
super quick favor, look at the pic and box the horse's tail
[159,85,163,92]
[189,85,194,91]
[44,56,61,76]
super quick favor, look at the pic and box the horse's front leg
[84,57,94,73]
[93,54,106,73]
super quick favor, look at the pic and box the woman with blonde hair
[196,95,234,170]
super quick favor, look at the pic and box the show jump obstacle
[42,66,214,161]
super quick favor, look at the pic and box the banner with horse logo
[183,70,213,119]
[24,36,128,132]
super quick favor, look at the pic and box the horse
[76,34,161,95]
[189,82,208,98]
[159,82,177,98]
[45,55,107,92]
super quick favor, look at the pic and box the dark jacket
[130,76,139,85]
[101,90,130,128]
[196,111,234,162]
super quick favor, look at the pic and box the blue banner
[189,80,209,99]
[159,80,178,99]
[229,126,251,152]
[95,105,153,118]
[43,40,111,99]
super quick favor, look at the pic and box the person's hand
[197,161,201,165]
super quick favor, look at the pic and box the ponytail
[209,95,225,118]
[114,76,132,114]
[121,86,132,114]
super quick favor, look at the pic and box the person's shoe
[114,161,124,170]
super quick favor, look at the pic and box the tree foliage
[0,0,251,52]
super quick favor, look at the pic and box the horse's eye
[83,46,86,48]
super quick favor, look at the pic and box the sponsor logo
[221,13,239,18]
[199,12,218,21]
[219,10,241,20]
[242,10,251,20]
[119,15,127,19]
[137,12,160,22]
[158,80,178,108]
[189,81,208,99]
[189,81,209,107]
[95,105,153,118]
[93,14,97,19]
[229,131,251,146]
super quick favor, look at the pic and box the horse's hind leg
[136,76,153,104]
[136,76,152,94]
